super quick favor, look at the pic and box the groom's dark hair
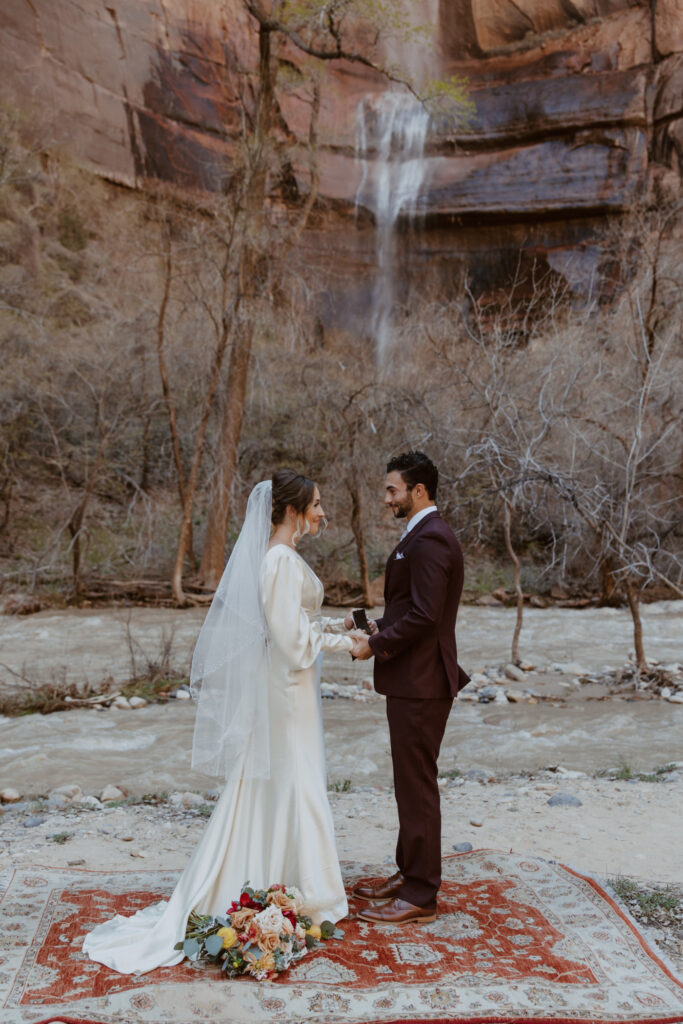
[387,451,438,500]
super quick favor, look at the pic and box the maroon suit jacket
[368,510,469,699]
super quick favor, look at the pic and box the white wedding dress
[83,544,353,975]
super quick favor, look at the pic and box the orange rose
[267,890,296,912]
[230,907,257,931]
[257,931,280,954]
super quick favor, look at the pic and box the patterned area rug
[2,851,682,1024]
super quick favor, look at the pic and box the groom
[348,451,469,924]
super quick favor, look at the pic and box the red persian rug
[2,851,682,1024]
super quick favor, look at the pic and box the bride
[83,469,363,974]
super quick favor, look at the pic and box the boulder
[48,784,83,808]
[504,664,526,682]
[547,792,583,807]
[170,791,206,810]
[100,785,126,803]
[0,788,22,803]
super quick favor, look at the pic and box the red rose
[283,910,298,928]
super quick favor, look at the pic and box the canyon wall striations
[1,0,681,316]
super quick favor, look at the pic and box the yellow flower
[217,926,238,949]
[307,924,322,940]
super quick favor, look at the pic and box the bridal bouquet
[176,883,343,981]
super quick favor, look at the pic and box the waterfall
[355,93,430,365]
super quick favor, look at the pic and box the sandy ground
[2,772,682,885]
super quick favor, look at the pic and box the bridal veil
[190,480,272,781]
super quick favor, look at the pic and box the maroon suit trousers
[386,694,453,909]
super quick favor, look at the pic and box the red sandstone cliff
[1,0,681,302]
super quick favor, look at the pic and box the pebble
[48,784,83,808]
[661,687,672,699]
[170,791,205,810]
[173,689,191,701]
[79,795,103,810]
[555,767,587,779]
[469,818,484,827]
[504,664,526,682]
[128,696,148,709]
[0,787,21,803]
[667,692,683,704]
[453,842,473,852]
[506,690,525,703]
[493,689,509,704]
[130,849,147,858]
[551,662,587,676]
[100,785,125,803]
[547,793,583,807]
[112,696,131,710]
[24,815,46,828]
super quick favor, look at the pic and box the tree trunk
[0,472,12,533]
[348,477,372,607]
[197,24,275,589]
[503,498,524,665]
[197,322,253,588]
[598,555,621,607]
[156,225,193,565]
[625,578,646,672]
[171,309,233,604]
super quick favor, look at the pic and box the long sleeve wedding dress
[82,543,352,975]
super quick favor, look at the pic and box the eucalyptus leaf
[183,938,201,960]
[205,934,224,957]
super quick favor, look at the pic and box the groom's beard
[391,496,414,520]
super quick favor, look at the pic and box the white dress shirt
[400,504,437,540]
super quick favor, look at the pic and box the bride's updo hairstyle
[271,469,316,526]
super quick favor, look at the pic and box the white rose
[253,904,286,937]
[285,886,305,912]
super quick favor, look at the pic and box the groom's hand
[344,612,379,634]
[351,636,374,660]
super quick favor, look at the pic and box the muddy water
[1,601,682,692]
[1,693,682,797]
[0,602,681,795]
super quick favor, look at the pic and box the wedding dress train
[82,544,352,974]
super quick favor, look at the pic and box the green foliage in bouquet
[174,882,343,980]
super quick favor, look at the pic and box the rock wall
[1,0,681,308]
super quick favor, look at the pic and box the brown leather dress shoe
[357,898,436,925]
[352,870,405,903]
